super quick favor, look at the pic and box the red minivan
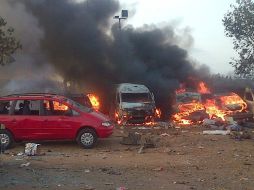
[0,93,114,149]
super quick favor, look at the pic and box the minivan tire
[77,128,97,149]
[0,129,13,150]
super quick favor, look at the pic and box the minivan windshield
[121,93,152,103]
[65,98,92,113]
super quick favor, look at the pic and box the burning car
[68,93,93,108]
[68,93,100,111]
[172,81,251,125]
[172,91,209,125]
[111,83,157,125]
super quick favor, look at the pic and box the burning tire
[77,128,97,149]
[0,130,13,150]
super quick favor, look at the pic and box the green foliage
[0,16,21,65]
[223,0,254,77]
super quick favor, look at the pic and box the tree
[223,0,254,77]
[0,16,21,65]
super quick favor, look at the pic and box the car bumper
[97,125,114,138]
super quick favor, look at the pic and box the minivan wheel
[0,130,13,149]
[77,128,97,149]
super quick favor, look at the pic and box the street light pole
[113,10,128,30]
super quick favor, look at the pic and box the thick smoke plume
[1,0,208,115]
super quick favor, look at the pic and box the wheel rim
[0,134,10,146]
[80,132,94,146]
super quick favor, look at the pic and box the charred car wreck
[111,83,157,125]
[172,89,252,125]
[172,91,209,125]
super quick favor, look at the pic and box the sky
[119,0,237,75]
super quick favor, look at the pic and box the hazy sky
[119,0,237,74]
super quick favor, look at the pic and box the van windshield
[65,98,92,113]
[121,93,152,103]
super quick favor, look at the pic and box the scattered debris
[160,133,170,137]
[209,125,225,130]
[152,167,163,171]
[17,152,24,156]
[225,117,237,125]
[24,143,40,156]
[240,177,249,181]
[100,167,122,175]
[104,182,114,185]
[84,169,91,173]
[230,130,252,140]
[84,185,95,190]
[197,178,205,182]
[121,131,141,145]
[203,118,216,125]
[203,130,230,135]
[20,162,30,167]
[173,181,189,184]
[138,145,144,154]
[226,124,242,131]
[116,187,127,190]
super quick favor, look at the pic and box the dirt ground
[1,125,254,190]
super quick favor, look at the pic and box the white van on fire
[110,83,156,125]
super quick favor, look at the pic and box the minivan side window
[53,101,72,116]
[14,100,40,115]
[45,100,72,116]
[0,100,11,115]
[43,100,52,116]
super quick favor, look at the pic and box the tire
[0,129,13,150]
[77,128,97,149]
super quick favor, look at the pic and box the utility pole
[113,10,128,30]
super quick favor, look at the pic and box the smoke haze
[0,0,210,115]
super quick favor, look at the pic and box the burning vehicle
[172,91,208,125]
[212,92,250,120]
[111,83,157,125]
[68,93,100,111]
[172,82,251,125]
[68,93,93,108]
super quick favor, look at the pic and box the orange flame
[204,99,226,121]
[172,81,247,125]
[172,101,205,125]
[219,92,247,112]
[45,101,68,111]
[155,108,162,118]
[198,81,210,94]
[87,93,100,110]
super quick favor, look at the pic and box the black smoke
[5,0,207,116]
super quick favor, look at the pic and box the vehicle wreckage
[111,83,158,125]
